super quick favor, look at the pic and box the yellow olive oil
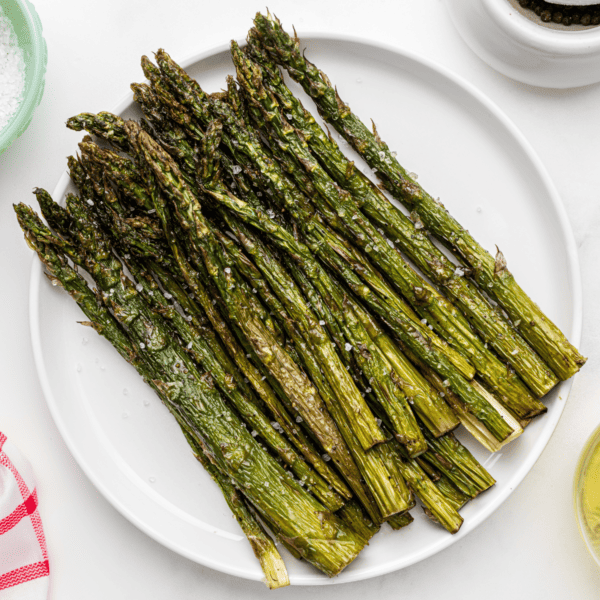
[574,426,600,563]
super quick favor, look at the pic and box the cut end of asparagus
[252,538,290,589]
[450,381,524,453]
[387,511,414,531]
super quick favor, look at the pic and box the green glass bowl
[0,0,47,155]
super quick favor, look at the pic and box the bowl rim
[484,0,600,54]
[0,0,47,152]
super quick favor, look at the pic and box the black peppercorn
[517,1,600,27]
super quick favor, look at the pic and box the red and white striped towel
[0,433,49,599]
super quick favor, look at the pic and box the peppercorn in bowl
[447,0,600,87]
[0,0,46,155]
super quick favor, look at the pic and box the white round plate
[29,34,582,585]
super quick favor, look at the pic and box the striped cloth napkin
[0,432,49,598]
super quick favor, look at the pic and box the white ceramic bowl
[446,0,600,88]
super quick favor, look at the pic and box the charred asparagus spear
[253,11,585,383]
[243,32,553,410]
[127,121,371,502]
[181,425,289,589]
[64,140,354,502]
[151,49,474,382]
[16,202,365,578]
[125,254,345,511]
[229,43,551,422]
[199,123,425,455]
[139,55,515,443]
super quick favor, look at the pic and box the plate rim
[28,31,583,585]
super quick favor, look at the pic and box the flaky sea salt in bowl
[0,0,46,155]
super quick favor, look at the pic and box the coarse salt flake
[0,9,25,133]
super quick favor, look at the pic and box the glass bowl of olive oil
[574,424,600,565]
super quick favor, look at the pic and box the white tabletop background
[2,0,600,597]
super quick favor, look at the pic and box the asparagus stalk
[421,450,482,500]
[421,429,496,497]
[435,475,471,512]
[212,218,414,516]
[129,121,368,503]
[206,167,426,456]
[387,511,414,531]
[65,142,353,501]
[149,51,480,388]
[24,211,289,589]
[126,255,345,511]
[17,202,367,577]
[253,12,585,383]
[398,339,524,452]
[392,443,463,534]
[244,33,554,409]
[181,425,289,589]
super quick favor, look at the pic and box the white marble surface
[1,0,600,597]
